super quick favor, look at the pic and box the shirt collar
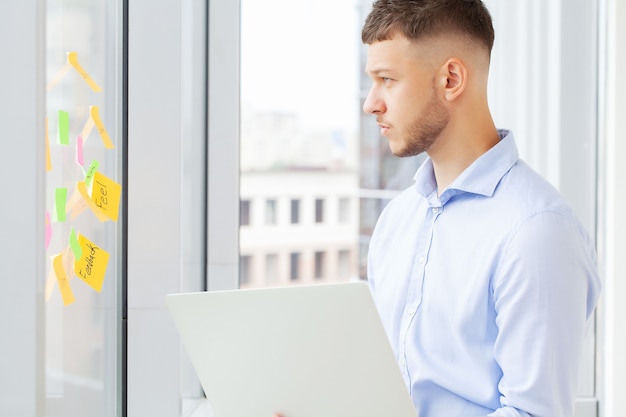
[413,129,519,203]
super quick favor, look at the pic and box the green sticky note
[85,160,99,188]
[69,227,83,260]
[58,110,70,145]
[54,187,67,222]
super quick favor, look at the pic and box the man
[275,0,600,416]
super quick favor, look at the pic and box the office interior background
[1,0,624,416]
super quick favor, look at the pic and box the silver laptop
[166,281,418,417]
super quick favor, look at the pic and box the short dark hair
[361,0,494,55]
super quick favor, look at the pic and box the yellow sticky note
[53,253,75,306]
[90,106,114,149]
[45,117,52,171]
[91,172,122,222]
[74,234,109,293]
[80,113,95,144]
[77,181,110,222]
[67,52,102,92]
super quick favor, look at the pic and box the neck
[428,112,500,196]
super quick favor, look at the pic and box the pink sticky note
[45,211,52,250]
[76,135,84,166]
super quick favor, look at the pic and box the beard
[391,84,449,158]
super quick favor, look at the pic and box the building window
[266,254,278,284]
[314,251,325,279]
[240,199,251,226]
[290,252,300,281]
[338,250,351,279]
[265,199,277,225]
[290,199,300,224]
[338,197,350,223]
[240,255,251,286]
[315,198,324,223]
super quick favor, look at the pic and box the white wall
[0,1,45,416]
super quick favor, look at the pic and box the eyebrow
[365,67,394,76]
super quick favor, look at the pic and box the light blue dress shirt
[367,130,601,417]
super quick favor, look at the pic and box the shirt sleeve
[490,210,601,417]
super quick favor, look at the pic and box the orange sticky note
[90,106,114,149]
[74,234,109,292]
[67,52,102,92]
[53,253,75,306]
[77,181,110,222]
[91,172,121,222]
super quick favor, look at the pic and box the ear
[440,58,467,102]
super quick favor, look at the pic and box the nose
[363,86,385,115]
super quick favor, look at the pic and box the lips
[377,122,390,136]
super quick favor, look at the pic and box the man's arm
[489,211,600,417]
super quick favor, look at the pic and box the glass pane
[45,1,123,416]
[240,0,425,288]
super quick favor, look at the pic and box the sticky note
[53,187,67,222]
[85,160,99,188]
[80,113,95,144]
[66,186,87,220]
[45,118,52,171]
[90,106,114,149]
[58,111,69,145]
[45,211,52,250]
[91,172,122,222]
[77,181,109,222]
[74,234,109,292]
[67,52,103,92]
[47,61,71,92]
[76,135,84,166]
[53,253,75,306]
[69,228,82,260]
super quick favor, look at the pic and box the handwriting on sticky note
[77,181,109,222]
[67,52,103,92]
[91,172,121,222]
[74,234,109,292]
[54,188,67,222]
[53,252,75,306]
[85,160,99,188]
[58,110,70,145]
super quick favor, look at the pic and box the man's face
[363,34,449,157]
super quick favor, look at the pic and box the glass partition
[45,1,124,415]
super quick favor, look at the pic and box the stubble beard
[393,87,449,158]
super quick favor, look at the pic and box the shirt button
[399,359,407,368]
[419,256,425,264]
[407,308,415,316]
[432,207,439,213]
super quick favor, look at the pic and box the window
[240,199,251,226]
[265,199,277,225]
[314,251,325,279]
[290,252,300,281]
[338,197,350,223]
[266,254,279,284]
[315,198,324,223]
[290,199,300,225]
[338,250,351,279]
[240,255,252,285]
